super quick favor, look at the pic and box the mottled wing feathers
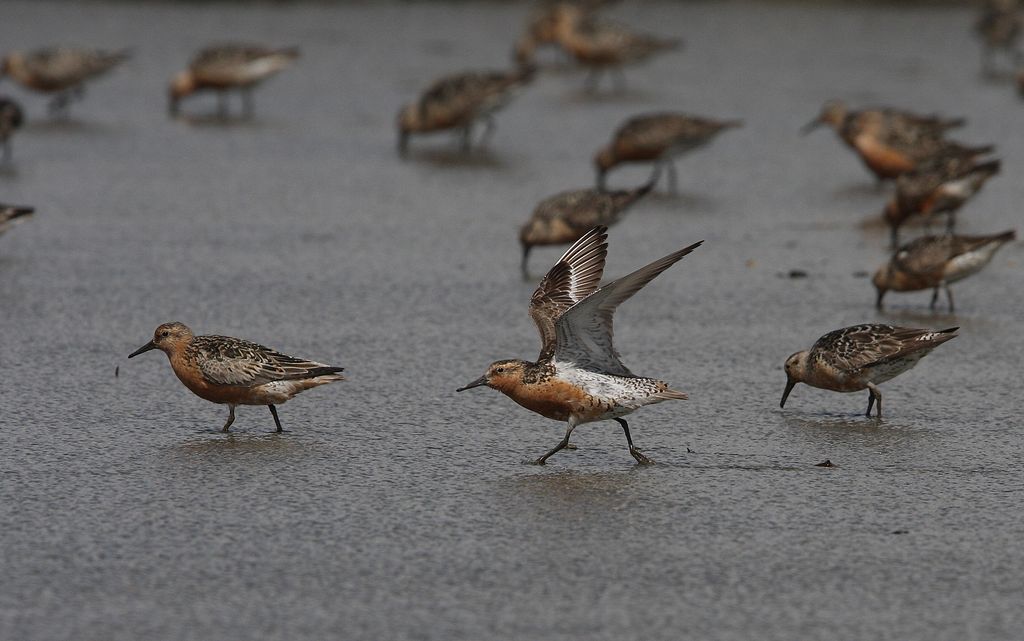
[554,239,703,375]
[810,324,958,373]
[192,336,343,387]
[893,236,960,275]
[24,47,129,86]
[530,226,609,360]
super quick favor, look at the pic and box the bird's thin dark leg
[615,418,653,465]
[865,390,875,418]
[930,286,940,310]
[944,282,955,313]
[268,404,283,433]
[222,405,236,433]
[945,212,956,234]
[867,382,882,418]
[533,422,576,465]
[460,124,472,152]
[48,92,70,117]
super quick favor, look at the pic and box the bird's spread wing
[193,336,340,387]
[529,226,609,361]
[553,239,703,375]
[811,324,956,373]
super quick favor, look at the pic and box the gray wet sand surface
[1,2,1023,640]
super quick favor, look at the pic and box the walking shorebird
[551,3,681,92]
[514,1,612,67]
[0,203,34,237]
[802,100,985,183]
[128,322,344,433]
[780,324,958,418]
[457,226,701,465]
[594,112,741,191]
[882,156,1000,247]
[975,0,1022,74]
[169,44,300,118]
[872,231,1016,311]
[397,66,535,155]
[0,47,130,116]
[519,171,656,276]
[0,96,23,162]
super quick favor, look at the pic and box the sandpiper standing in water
[168,44,300,118]
[594,112,742,192]
[128,322,344,433]
[519,171,656,276]
[397,66,535,155]
[0,47,130,116]
[781,324,958,418]
[872,231,1016,311]
[457,226,701,465]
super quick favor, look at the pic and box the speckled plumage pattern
[873,231,1015,310]
[460,226,701,464]
[782,324,958,417]
[129,322,343,433]
[519,177,654,275]
[187,44,299,86]
[1,47,129,93]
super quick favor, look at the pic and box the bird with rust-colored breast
[397,66,535,155]
[551,3,681,92]
[519,170,656,277]
[873,230,1016,312]
[128,322,344,433]
[781,324,958,418]
[882,155,1000,247]
[594,112,741,192]
[169,44,300,119]
[0,47,130,116]
[458,226,701,465]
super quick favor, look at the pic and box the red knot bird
[882,156,1000,247]
[519,172,656,276]
[0,47,130,116]
[169,44,300,118]
[457,226,702,465]
[802,100,984,184]
[781,324,958,418]
[397,66,535,155]
[514,1,612,67]
[128,322,344,433]
[975,0,1022,74]
[0,96,23,162]
[594,112,742,192]
[873,230,1016,311]
[0,203,34,237]
[551,3,681,92]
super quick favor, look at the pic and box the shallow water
[1,2,1023,640]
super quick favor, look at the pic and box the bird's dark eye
[161,331,169,337]
[496,367,505,374]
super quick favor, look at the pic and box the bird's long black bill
[799,119,822,135]
[780,379,797,408]
[456,376,488,392]
[128,341,157,358]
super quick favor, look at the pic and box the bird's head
[129,322,194,358]
[780,351,809,408]
[456,359,530,394]
[168,71,195,116]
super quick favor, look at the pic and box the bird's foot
[565,442,578,451]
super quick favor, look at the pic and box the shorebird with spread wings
[457,226,702,465]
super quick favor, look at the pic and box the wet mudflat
[1,1,1023,640]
